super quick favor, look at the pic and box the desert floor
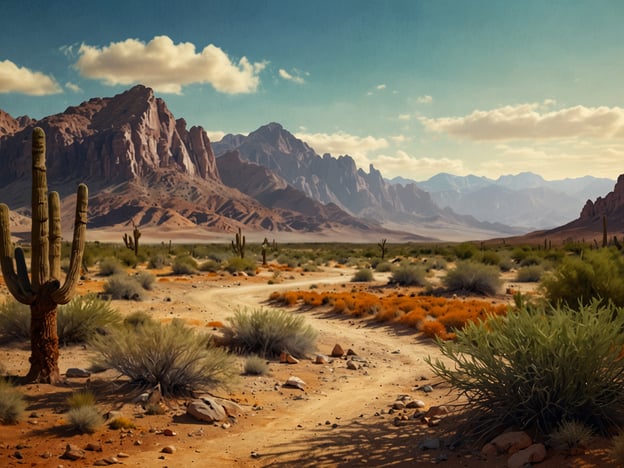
[0,263,617,467]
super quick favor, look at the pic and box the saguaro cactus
[0,127,88,383]
[231,227,246,259]
[123,224,141,256]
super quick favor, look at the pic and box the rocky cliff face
[579,174,624,220]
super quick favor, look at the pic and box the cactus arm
[52,184,87,304]
[14,248,35,300]
[0,205,35,304]
[31,127,50,290]
[49,192,62,281]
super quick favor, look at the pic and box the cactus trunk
[0,128,88,383]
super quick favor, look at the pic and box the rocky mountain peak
[580,174,624,220]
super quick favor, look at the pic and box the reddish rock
[331,344,345,357]
[507,443,547,468]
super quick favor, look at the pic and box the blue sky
[1,0,624,180]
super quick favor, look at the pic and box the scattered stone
[283,376,306,390]
[222,422,231,429]
[251,451,261,458]
[406,400,426,409]
[331,344,345,357]
[94,460,110,466]
[421,385,433,393]
[117,452,129,458]
[105,410,122,420]
[187,398,227,423]
[346,348,357,356]
[163,428,176,436]
[279,351,299,364]
[484,431,532,455]
[14,451,23,459]
[427,405,449,417]
[62,444,86,460]
[419,438,441,450]
[65,368,91,378]
[203,396,245,418]
[161,446,176,454]
[85,443,103,452]
[346,360,360,370]
[391,349,401,354]
[507,443,546,468]
[392,400,406,410]
[315,354,329,364]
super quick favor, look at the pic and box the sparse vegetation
[224,308,317,358]
[352,268,374,282]
[516,264,545,282]
[243,355,270,375]
[91,319,236,397]
[171,255,198,274]
[389,263,428,286]
[57,295,122,344]
[103,274,146,300]
[549,420,593,451]
[443,261,502,295]
[98,257,125,276]
[66,391,103,434]
[0,299,30,341]
[0,380,26,424]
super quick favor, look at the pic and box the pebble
[161,445,176,454]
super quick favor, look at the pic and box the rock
[161,445,176,454]
[187,398,227,422]
[284,376,306,390]
[419,438,441,450]
[200,396,245,418]
[347,360,360,370]
[117,452,129,458]
[427,405,449,417]
[65,368,91,378]
[280,351,299,364]
[421,385,433,393]
[163,428,176,436]
[62,444,86,460]
[486,431,532,455]
[331,344,345,357]
[314,354,329,364]
[392,401,406,410]
[507,443,547,468]
[346,348,357,356]
[85,442,103,452]
[406,400,426,409]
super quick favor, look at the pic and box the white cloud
[0,60,62,95]
[374,150,466,179]
[376,84,387,90]
[278,68,306,84]
[398,113,411,121]
[421,103,624,140]
[295,131,389,159]
[74,35,267,94]
[65,81,82,93]
[417,95,433,104]
[206,130,226,141]
[391,134,408,144]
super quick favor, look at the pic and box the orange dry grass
[269,290,508,339]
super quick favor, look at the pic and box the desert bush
[453,242,478,260]
[67,405,103,433]
[541,248,624,307]
[276,253,298,268]
[549,420,593,451]
[0,380,26,424]
[171,255,198,274]
[225,257,256,274]
[352,268,374,282]
[427,301,624,436]
[243,355,270,375]
[91,319,236,397]
[443,261,502,295]
[0,300,30,341]
[199,259,221,272]
[147,253,168,269]
[115,248,140,267]
[519,254,542,267]
[123,311,157,329]
[103,274,145,301]
[57,295,122,344]
[375,261,393,272]
[390,263,428,286]
[98,257,125,276]
[476,250,500,266]
[134,271,156,290]
[108,416,136,429]
[516,265,545,283]
[67,390,96,409]
[224,308,317,358]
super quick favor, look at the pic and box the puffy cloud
[65,81,82,93]
[417,95,433,104]
[374,150,466,179]
[74,35,266,94]
[421,103,624,140]
[278,68,306,84]
[376,84,387,90]
[205,130,226,141]
[0,60,62,95]
[295,130,389,158]
[397,113,411,121]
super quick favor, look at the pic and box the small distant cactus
[261,237,269,266]
[123,224,141,256]
[231,227,246,259]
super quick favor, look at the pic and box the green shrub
[108,416,136,429]
[198,259,221,272]
[116,249,140,267]
[225,257,256,274]
[519,255,542,267]
[352,268,374,282]
[172,255,198,274]
[0,380,26,424]
[91,319,236,397]
[390,263,428,286]
[477,250,500,266]
[147,254,167,269]
[225,308,317,358]
[57,295,122,344]
[443,261,502,295]
[67,405,103,433]
[541,248,624,307]
[276,254,298,268]
[243,355,270,375]
[123,311,157,329]
[103,274,145,301]
[98,257,125,276]
[549,420,593,450]
[375,261,393,272]
[427,301,624,436]
[516,265,545,283]
[67,390,96,409]
[453,242,478,260]
[0,300,30,341]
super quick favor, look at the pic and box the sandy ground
[0,265,617,467]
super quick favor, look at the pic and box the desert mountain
[408,172,614,230]
[214,124,522,238]
[0,85,388,238]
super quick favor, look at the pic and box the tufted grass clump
[549,420,593,451]
[108,416,136,430]
[389,263,428,286]
[91,319,236,397]
[67,390,96,409]
[98,257,125,276]
[224,308,317,358]
[0,379,26,424]
[171,255,198,274]
[103,274,146,301]
[515,265,545,283]
[243,355,270,376]
[352,268,374,282]
[134,271,156,290]
[67,405,103,433]
[225,257,257,274]
[0,299,30,341]
[443,261,502,296]
[427,301,624,437]
[58,295,122,344]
